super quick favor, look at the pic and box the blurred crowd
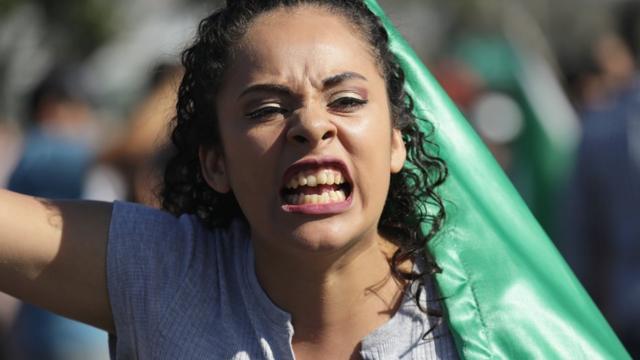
[0,0,639,358]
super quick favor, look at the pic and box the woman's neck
[253,233,407,359]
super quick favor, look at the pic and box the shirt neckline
[240,233,436,352]
[243,237,293,328]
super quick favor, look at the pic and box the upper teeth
[286,169,345,189]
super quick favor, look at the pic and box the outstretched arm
[0,189,114,332]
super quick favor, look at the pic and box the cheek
[339,101,393,148]
[220,124,286,198]
[347,127,394,205]
[221,122,282,166]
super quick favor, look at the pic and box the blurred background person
[101,62,183,208]
[8,67,98,199]
[559,4,640,355]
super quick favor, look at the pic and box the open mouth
[280,163,353,207]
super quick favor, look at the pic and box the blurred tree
[0,0,21,15]
[0,0,117,59]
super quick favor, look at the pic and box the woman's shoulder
[107,201,255,357]
[109,201,249,247]
[107,200,252,300]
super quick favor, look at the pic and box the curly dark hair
[161,0,448,320]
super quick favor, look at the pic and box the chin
[282,217,372,255]
[288,233,350,253]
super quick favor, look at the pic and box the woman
[0,1,457,358]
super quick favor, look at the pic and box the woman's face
[202,5,406,254]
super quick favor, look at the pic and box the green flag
[364,1,630,358]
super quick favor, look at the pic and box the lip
[281,194,353,214]
[280,156,354,215]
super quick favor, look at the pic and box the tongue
[295,184,341,195]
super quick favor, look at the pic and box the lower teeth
[287,190,346,205]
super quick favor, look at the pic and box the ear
[390,128,407,174]
[199,146,231,193]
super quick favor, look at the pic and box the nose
[286,105,336,147]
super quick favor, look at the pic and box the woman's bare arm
[0,189,114,332]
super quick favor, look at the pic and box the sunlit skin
[200,5,408,359]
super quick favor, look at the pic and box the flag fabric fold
[364,1,630,358]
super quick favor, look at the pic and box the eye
[245,104,288,121]
[328,96,368,112]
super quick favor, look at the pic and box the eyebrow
[322,72,368,88]
[238,72,368,99]
[239,84,293,99]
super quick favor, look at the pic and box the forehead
[222,5,381,89]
